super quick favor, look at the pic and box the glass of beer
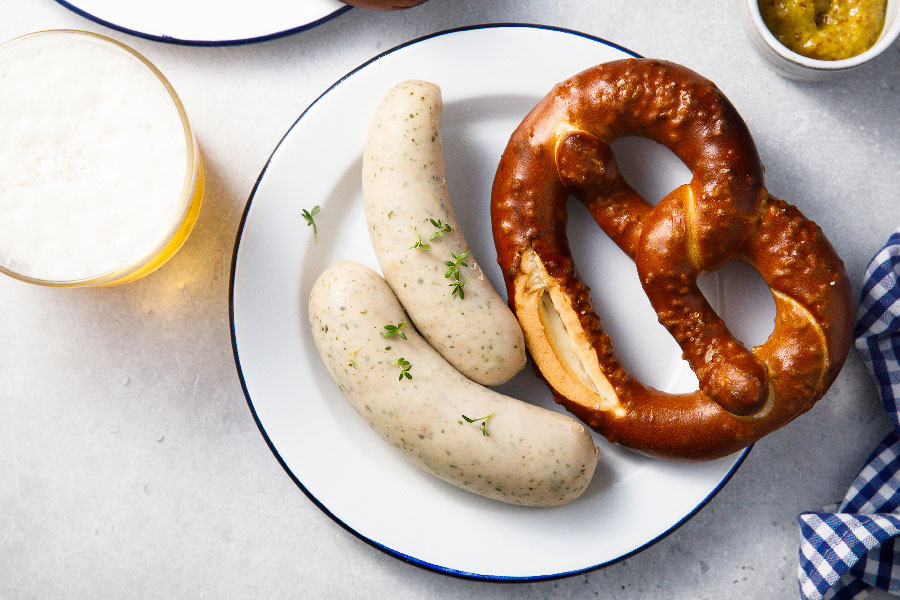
[0,29,203,287]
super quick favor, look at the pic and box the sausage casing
[363,80,525,386]
[308,261,598,506]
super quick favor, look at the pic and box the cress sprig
[409,226,431,251]
[461,413,495,436]
[444,250,470,300]
[301,205,321,243]
[392,357,412,381]
[449,279,465,299]
[429,218,452,241]
[382,322,407,340]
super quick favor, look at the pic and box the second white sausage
[309,261,598,507]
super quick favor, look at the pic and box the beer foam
[0,31,189,282]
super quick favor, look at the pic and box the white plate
[230,25,773,580]
[55,0,349,45]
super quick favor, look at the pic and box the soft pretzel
[490,59,854,460]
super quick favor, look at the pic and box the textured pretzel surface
[490,59,853,460]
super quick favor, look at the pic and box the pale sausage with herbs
[363,80,526,386]
[308,261,598,507]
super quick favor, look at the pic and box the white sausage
[309,261,598,507]
[362,80,525,386]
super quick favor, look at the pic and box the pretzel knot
[490,59,854,460]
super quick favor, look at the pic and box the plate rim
[53,0,352,46]
[228,22,752,582]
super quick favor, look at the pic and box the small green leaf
[449,279,465,299]
[382,322,407,340]
[428,218,452,241]
[460,413,495,436]
[409,226,431,251]
[392,357,412,381]
[301,205,321,243]
[442,249,471,300]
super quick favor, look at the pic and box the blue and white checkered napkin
[798,231,900,600]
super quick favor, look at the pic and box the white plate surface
[230,25,774,580]
[55,0,349,45]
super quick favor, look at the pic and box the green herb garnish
[461,413,495,436]
[429,218,452,241]
[444,250,470,299]
[444,250,469,278]
[409,226,431,251]
[449,279,465,299]
[392,357,412,381]
[382,322,407,340]
[301,205,321,243]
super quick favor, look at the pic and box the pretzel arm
[636,185,768,415]
[556,131,652,258]
[743,195,854,396]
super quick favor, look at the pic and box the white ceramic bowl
[742,0,900,81]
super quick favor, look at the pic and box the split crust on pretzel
[490,59,853,460]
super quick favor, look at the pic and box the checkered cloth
[798,231,900,599]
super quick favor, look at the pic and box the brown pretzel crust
[490,59,853,460]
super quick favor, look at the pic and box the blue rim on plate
[53,0,352,46]
[228,22,752,582]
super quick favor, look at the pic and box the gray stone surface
[2,1,899,598]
